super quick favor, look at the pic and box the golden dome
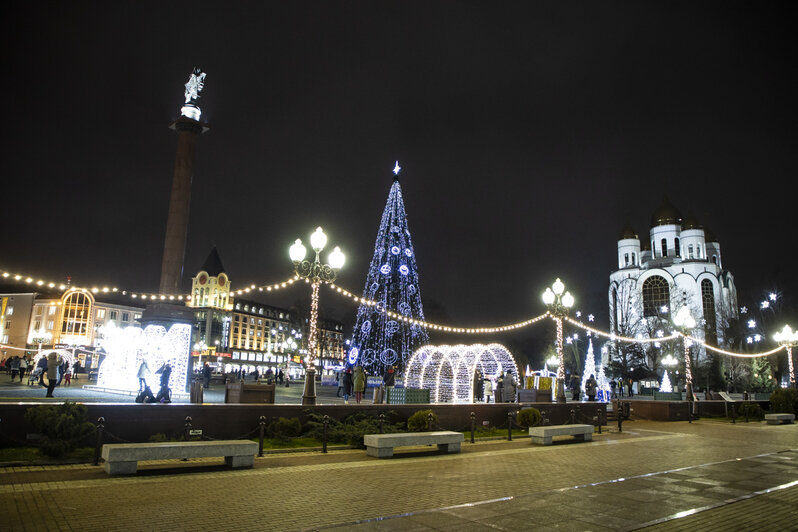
[619,223,638,240]
[681,214,702,230]
[650,196,682,227]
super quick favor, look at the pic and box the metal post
[184,416,192,441]
[93,417,105,466]
[507,411,513,441]
[322,415,329,453]
[470,412,476,444]
[687,401,692,424]
[258,416,266,457]
[570,408,576,425]
[618,405,623,433]
[731,404,736,424]
[427,412,434,432]
[379,412,385,434]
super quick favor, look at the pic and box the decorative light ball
[562,291,575,308]
[310,227,328,252]
[542,287,555,305]
[328,246,345,269]
[552,278,565,295]
[289,239,307,262]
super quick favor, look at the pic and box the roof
[650,196,683,228]
[200,247,226,277]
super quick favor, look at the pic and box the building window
[702,279,717,345]
[5,321,11,329]
[122,312,129,322]
[35,306,43,315]
[674,238,680,257]
[642,276,670,318]
[688,245,694,259]
[1,335,7,344]
[109,310,118,320]
[48,306,56,315]
[624,253,629,266]
[97,309,106,319]
[660,239,668,258]
[47,320,54,330]
[6,307,13,316]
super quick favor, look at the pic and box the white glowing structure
[660,370,673,393]
[181,68,206,120]
[31,349,75,372]
[405,343,519,404]
[96,323,191,394]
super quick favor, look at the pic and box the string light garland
[0,266,297,302]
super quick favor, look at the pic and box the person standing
[202,362,212,388]
[353,365,366,404]
[72,360,81,381]
[9,356,20,382]
[36,356,47,386]
[504,371,517,403]
[474,369,484,402]
[342,368,353,404]
[45,351,61,398]
[609,378,617,399]
[586,374,598,401]
[336,370,344,397]
[484,377,493,403]
[137,360,151,391]
[383,365,396,403]
[570,375,581,401]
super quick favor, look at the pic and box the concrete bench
[529,424,593,445]
[101,440,258,475]
[765,413,795,425]
[363,431,464,458]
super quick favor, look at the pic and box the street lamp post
[290,227,345,405]
[542,278,575,403]
[673,305,696,412]
[774,325,798,389]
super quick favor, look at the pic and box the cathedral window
[702,279,717,345]
[675,238,680,257]
[624,253,629,266]
[688,245,694,259]
[642,276,670,318]
[661,239,668,257]
[712,255,718,265]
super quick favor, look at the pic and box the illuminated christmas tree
[660,370,672,392]
[347,162,429,376]
[581,339,596,394]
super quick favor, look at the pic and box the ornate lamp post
[673,305,696,403]
[542,278,575,403]
[773,325,797,388]
[290,227,345,405]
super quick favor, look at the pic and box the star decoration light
[393,161,401,175]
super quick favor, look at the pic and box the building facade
[608,197,738,364]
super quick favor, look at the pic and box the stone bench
[101,440,258,475]
[765,413,795,425]
[363,431,464,458]
[529,424,593,445]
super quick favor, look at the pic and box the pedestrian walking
[609,378,617,398]
[353,365,366,404]
[45,351,61,397]
[18,356,28,382]
[336,369,344,397]
[36,356,47,386]
[202,362,212,388]
[137,359,151,391]
[9,356,20,382]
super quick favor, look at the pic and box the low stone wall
[618,399,771,421]
[0,401,607,446]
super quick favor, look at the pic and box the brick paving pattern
[0,419,796,531]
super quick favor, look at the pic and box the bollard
[597,413,602,434]
[258,416,266,457]
[93,417,105,466]
[427,412,434,432]
[322,415,329,453]
[379,413,385,434]
[507,411,514,441]
[570,409,576,425]
[731,404,736,424]
[617,405,623,433]
[184,416,193,441]
[744,405,749,423]
[470,412,476,444]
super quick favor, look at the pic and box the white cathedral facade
[608,197,738,361]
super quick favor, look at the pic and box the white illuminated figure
[181,67,206,120]
[405,343,519,403]
[96,323,191,395]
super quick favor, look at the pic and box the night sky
[3,2,797,357]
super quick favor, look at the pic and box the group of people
[336,365,367,404]
[570,374,634,401]
[2,353,81,396]
[135,359,173,403]
[473,370,518,403]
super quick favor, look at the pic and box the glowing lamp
[542,288,555,305]
[328,246,345,270]
[552,278,565,295]
[674,306,696,329]
[562,291,575,308]
[774,325,798,344]
[310,227,327,252]
[289,239,307,262]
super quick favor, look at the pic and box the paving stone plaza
[1,418,796,531]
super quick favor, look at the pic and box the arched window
[612,288,619,332]
[702,279,717,345]
[688,245,694,259]
[60,290,93,342]
[661,239,668,257]
[712,255,718,265]
[632,253,636,266]
[675,238,680,257]
[642,276,670,317]
[624,253,629,266]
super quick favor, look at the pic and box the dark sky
[3,2,797,351]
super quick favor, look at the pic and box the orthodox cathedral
[608,197,738,354]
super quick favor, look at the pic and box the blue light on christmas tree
[347,162,429,376]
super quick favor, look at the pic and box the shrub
[267,417,302,442]
[516,407,542,428]
[302,411,347,444]
[769,388,798,414]
[407,409,438,432]
[340,411,404,448]
[24,401,95,458]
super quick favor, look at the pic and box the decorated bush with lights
[96,323,191,395]
[405,343,519,403]
[347,163,429,376]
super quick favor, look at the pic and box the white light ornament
[96,323,191,395]
[774,325,798,387]
[181,67,206,121]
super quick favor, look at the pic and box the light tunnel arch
[405,344,519,403]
